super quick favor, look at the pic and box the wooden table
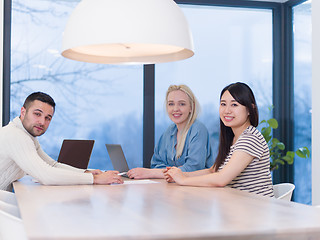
[13,176,320,240]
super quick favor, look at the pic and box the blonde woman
[127,84,213,179]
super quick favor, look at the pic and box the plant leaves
[282,155,294,164]
[296,147,310,158]
[272,138,280,144]
[267,118,278,129]
[260,120,267,125]
[264,126,272,138]
[276,142,285,150]
[286,151,295,158]
[259,110,309,172]
[274,159,285,165]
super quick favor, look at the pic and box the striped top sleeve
[218,126,274,197]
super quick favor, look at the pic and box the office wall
[312,0,320,205]
[0,0,3,126]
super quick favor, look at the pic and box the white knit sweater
[0,117,93,191]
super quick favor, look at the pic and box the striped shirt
[218,125,274,197]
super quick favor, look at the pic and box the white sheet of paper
[111,179,160,185]
[124,179,159,184]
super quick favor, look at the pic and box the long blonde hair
[165,84,200,159]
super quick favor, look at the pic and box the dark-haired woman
[164,82,274,197]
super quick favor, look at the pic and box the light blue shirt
[151,120,214,172]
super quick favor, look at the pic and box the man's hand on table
[93,171,124,185]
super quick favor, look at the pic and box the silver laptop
[57,139,95,169]
[105,144,130,177]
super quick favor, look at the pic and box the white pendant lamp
[61,0,194,65]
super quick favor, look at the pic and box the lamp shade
[61,0,194,64]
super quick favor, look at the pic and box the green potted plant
[259,117,310,171]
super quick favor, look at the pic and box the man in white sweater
[0,92,123,191]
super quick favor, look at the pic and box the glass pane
[155,5,273,159]
[11,0,143,170]
[293,0,312,205]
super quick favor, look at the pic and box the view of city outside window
[293,0,312,205]
[155,6,273,163]
[11,0,143,170]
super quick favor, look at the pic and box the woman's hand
[163,167,174,183]
[165,167,186,184]
[127,168,149,179]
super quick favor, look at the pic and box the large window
[155,5,273,157]
[293,0,312,204]
[7,0,312,204]
[11,0,143,170]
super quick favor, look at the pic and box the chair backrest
[0,190,18,206]
[273,183,295,201]
[0,201,21,218]
[0,209,27,240]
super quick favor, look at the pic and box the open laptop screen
[105,144,130,173]
[57,139,95,169]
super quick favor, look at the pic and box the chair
[0,190,18,206]
[0,201,21,218]
[0,209,27,240]
[273,183,295,201]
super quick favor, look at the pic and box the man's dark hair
[23,92,56,112]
